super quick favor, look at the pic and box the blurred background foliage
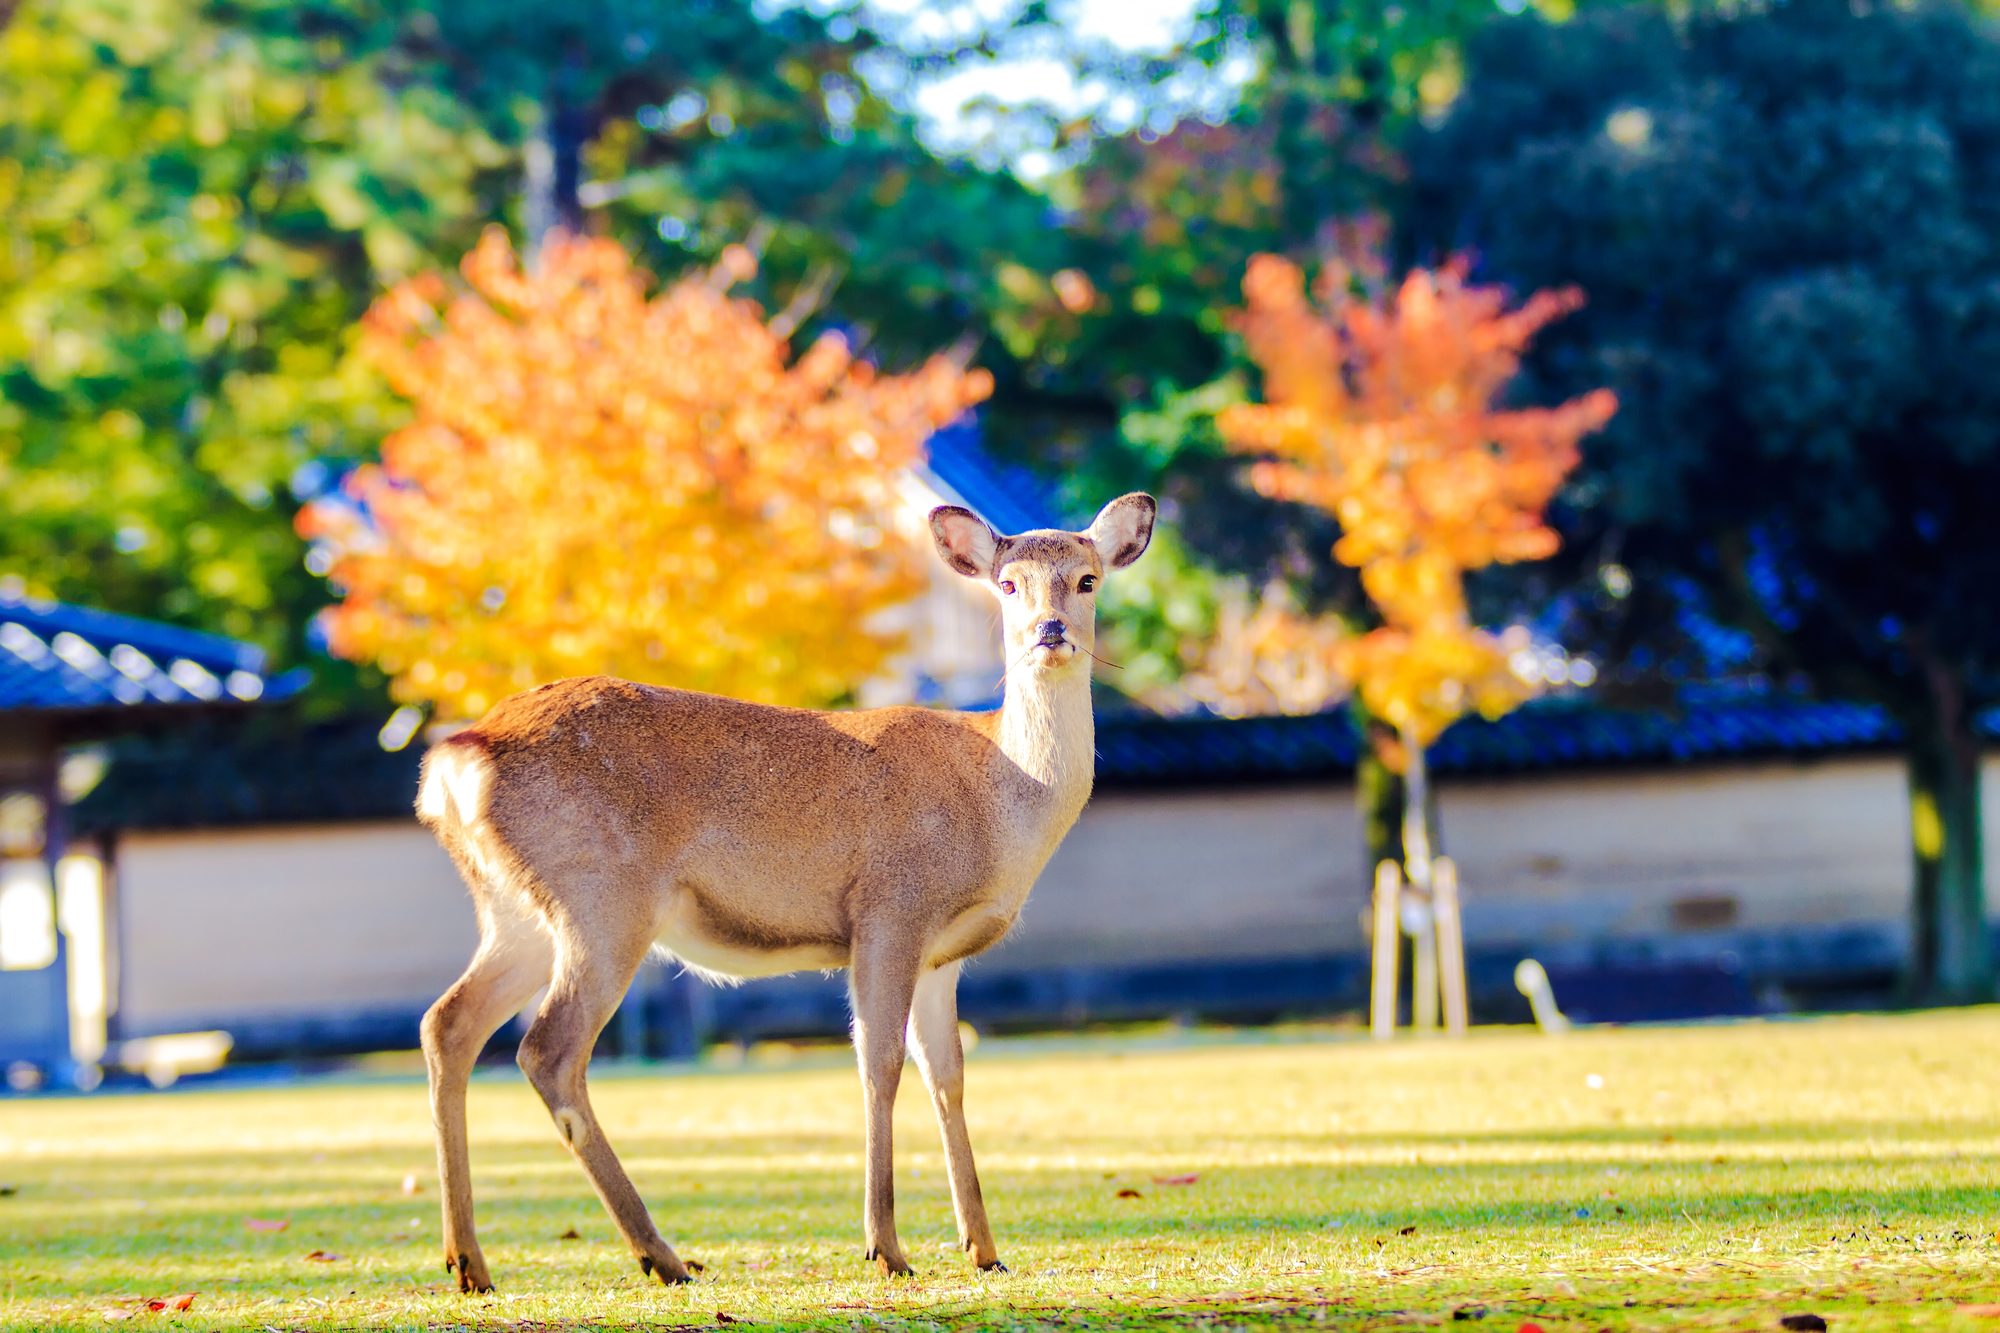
[5,0,2000,745]
[9,0,2000,995]
[0,0,1524,716]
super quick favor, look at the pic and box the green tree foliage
[0,0,1059,705]
[1406,0,2000,1002]
[0,0,503,680]
[1029,0,1503,595]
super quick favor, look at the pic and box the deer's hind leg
[516,897,691,1286]
[422,888,554,1294]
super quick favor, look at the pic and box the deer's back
[420,677,1023,966]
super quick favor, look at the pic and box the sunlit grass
[6,1010,2000,1330]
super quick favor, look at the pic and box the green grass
[6,1010,2000,1330]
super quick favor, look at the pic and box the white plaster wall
[987,785,1370,970]
[108,752,1982,1031]
[1436,757,1913,948]
[116,821,475,1034]
[1002,754,1962,968]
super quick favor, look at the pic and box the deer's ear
[1086,493,1156,570]
[930,506,1001,580]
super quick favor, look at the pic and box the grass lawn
[5,1009,2000,1331]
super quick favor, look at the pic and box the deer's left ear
[1086,493,1156,570]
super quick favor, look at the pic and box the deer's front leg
[850,936,920,1276]
[908,961,1003,1270]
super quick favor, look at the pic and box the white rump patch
[419,747,493,826]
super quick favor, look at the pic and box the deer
[414,492,1156,1293]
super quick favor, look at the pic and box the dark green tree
[1407,0,2000,1002]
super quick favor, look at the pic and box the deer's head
[929,493,1156,676]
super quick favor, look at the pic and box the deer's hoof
[638,1254,694,1286]
[866,1247,914,1278]
[447,1250,494,1294]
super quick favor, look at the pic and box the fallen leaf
[303,1249,344,1263]
[243,1218,287,1232]
[685,1259,706,1273]
[1451,1305,1486,1321]
[1779,1317,1827,1332]
[1151,1174,1200,1186]
[145,1295,195,1312]
[1116,1188,1143,1199]
[1399,1225,1418,1236]
[98,1310,134,1322]
[717,1312,739,1324]
[1956,1304,2000,1318]
[557,1227,580,1240]
[0,1184,18,1196]
[1517,1324,1546,1333]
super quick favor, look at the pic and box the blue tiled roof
[918,418,1070,534]
[0,589,308,715]
[1094,696,1921,786]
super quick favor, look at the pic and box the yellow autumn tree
[1217,253,1616,752]
[300,228,991,720]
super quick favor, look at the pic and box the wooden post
[1399,724,1439,1033]
[1434,856,1468,1037]
[1408,902,1439,1033]
[1370,858,1401,1041]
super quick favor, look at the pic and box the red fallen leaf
[1116,1188,1143,1199]
[243,1218,287,1232]
[144,1295,195,1313]
[1958,1305,2000,1318]
[1518,1324,1547,1333]
[1151,1174,1200,1186]
[303,1249,344,1262]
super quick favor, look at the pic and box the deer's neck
[994,664,1095,818]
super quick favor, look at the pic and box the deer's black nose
[1034,619,1068,647]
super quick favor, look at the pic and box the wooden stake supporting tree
[1218,253,1614,1037]
[299,228,991,719]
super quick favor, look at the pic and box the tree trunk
[1356,714,1405,877]
[1904,662,1991,1005]
[523,95,593,262]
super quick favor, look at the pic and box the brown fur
[415,494,1155,1292]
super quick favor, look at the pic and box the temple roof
[0,587,308,717]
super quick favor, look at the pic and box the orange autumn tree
[1218,254,1616,754]
[301,229,991,721]
[1217,252,1614,1036]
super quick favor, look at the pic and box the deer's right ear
[929,506,1001,580]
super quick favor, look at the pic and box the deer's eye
[1078,575,1098,593]
[998,580,1017,595]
